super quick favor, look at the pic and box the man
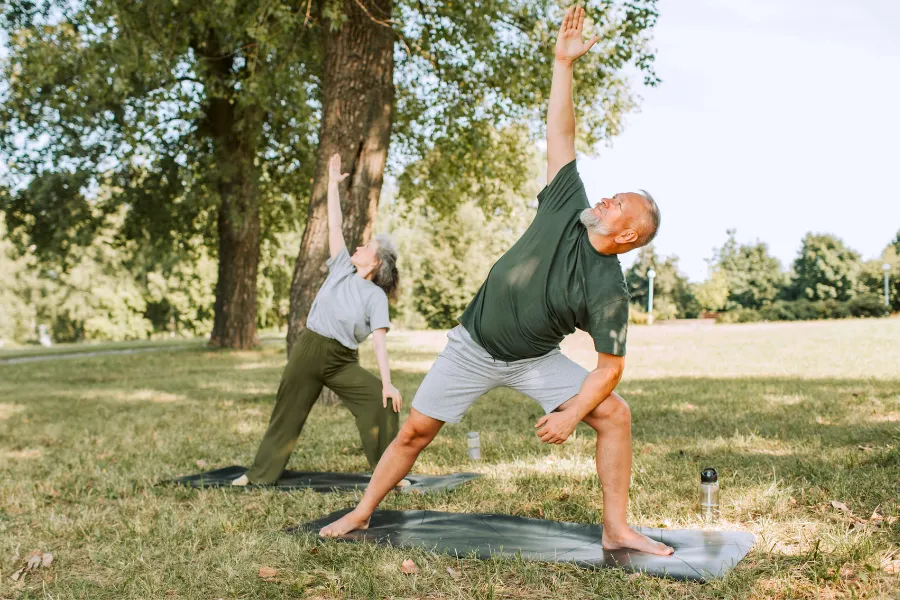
[321,5,671,556]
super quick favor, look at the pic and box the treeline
[624,230,899,324]
[3,197,896,345]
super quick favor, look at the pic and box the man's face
[589,192,646,236]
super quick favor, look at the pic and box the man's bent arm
[566,353,625,421]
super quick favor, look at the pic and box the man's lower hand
[535,409,579,444]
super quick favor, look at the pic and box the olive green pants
[246,329,399,484]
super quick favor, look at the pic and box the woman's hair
[372,233,400,301]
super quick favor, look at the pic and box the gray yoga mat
[167,466,480,494]
[296,509,755,581]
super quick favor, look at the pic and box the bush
[759,301,797,321]
[716,308,762,323]
[847,294,890,318]
[629,303,649,325]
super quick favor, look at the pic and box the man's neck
[587,230,620,255]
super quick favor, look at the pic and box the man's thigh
[411,328,501,423]
[411,354,500,423]
[506,350,589,414]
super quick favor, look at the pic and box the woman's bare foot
[231,474,250,486]
[602,526,674,556]
[319,509,371,538]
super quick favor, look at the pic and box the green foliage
[625,245,696,319]
[385,197,535,330]
[715,308,762,324]
[693,268,729,312]
[709,230,786,309]
[857,242,898,312]
[789,233,861,301]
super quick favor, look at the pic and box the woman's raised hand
[328,153,350,184]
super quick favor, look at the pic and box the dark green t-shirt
[459,160,630,361]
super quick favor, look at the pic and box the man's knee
[585,392,631,429]
[396,413,441,450]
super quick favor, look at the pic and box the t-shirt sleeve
[325,246,354,276]
[536,160,588,213]
[368,291,392,332]
[588,298,629,356]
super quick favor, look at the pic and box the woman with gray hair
[233,153,402,485]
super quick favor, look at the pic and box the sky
[579,0,900,281]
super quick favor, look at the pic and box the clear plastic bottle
[467,432,481,460]
[699,467,719,518]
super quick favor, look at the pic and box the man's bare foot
[231,474,249,486]
[319,509,371,538]
[602,526,674,556]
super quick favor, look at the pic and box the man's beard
[580,207,612,236]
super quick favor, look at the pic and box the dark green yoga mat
[295,509,755,581]
[167,466,480,494]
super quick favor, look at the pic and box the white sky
[579,0,900,281]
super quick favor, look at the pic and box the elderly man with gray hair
[321,5,668,556]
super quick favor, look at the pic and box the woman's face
[350,239,380,272]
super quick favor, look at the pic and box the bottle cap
[700,467,718,483]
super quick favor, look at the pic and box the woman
[233,153,402,485]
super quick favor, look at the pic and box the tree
[280,0,662,352]
[693,268,729,312]
[625,245,695,320]
[710,230,786,309]
[789,233,861,301]
[858,239,899,312]
[1,1,319,349]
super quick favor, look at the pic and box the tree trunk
[287,0,395,379]
[203,42,263,349]
[209,183,261,349]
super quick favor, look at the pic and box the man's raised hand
[555,5,600,64]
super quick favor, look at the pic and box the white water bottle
[467,432,481,460]
[699,467,719,518]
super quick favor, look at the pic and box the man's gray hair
[636,189,661,247]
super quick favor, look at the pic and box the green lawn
[1,319,899,599]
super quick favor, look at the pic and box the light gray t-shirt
[306,247,391,350]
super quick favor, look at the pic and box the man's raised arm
[546,6,600,184]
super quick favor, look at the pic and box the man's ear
[615,229,638,245]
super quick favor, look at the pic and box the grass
[1,319,899,599]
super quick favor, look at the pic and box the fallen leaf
[26,553,42,570]
[831,501,851,513]
[308,547,319,555]
[258,566,278,579]
[447,567,460,579]
[557,492,570,501]
[41,553,54,567]
[538,507,545,518]
[401,559,418,574]
[883,558,900,574]
[341,447,350,454]
[195,459,208,468]
[788,497,797,505]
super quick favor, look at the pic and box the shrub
[847,294,890,318]
[716,308,762,323]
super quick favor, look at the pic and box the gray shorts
[411,325,590,423]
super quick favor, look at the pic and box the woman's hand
[328,153,349,184]
[382,383,402,413]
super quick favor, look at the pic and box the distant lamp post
[647,269,656,325]
[884,263,892,308]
